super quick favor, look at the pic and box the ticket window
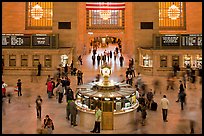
[45,55,51,68]
[183,55,191,67]
[33,55,40,67]
[21,55,28,67]
[9,55,16,66]
[196,54,202,68]
[142,54,152,67]
[61,55,68,67]
[160,56,167,67]
[172,56,179,67]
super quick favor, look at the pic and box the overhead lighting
[31,3,44,20]
[168,3,180,20]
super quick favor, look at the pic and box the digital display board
[181,36,202,46]
[2,35,10,46]
[2,34,31,46]
[162,36,180,46]
[10,35,31,46]
[32,36,50,46]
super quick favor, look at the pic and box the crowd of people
[2,45,202,134]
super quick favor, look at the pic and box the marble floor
[2,45,202,134]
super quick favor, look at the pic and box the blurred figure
[140,102,147,126]
[152,79,161,94]
[36,95,43,118]
[176,80,185,102]
[166,73,175,91]
[37,62,42,76]
[181,72,187,89]
[90,106,102,133]
[136,73,142,89]
[95,74,101,82]
[47,79,53,98]
[17,79,22,96]
[119,54,124,67]
[161,95,169,122]
[119,74,125,83]
[146,89,154,109]
[179,91,186,110]
[66,99,72,120]
[69,99,78,126]
[43,115,54,134]
[2,81,7,97]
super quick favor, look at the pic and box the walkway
[2,44,202,134]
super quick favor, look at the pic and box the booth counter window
[33,55,40,67]
[160,55,167,67]
[172,55,179,67]
[9,55,16,67]
[195,54,202,68]
[21,55,28,67]
[45,55,51,67]
[142,54,152,67]
[183,55,191,67]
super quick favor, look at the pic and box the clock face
[101,67,111,77]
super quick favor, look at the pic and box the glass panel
[172,56,179,66]
[26,2,53,29]
[9,55,16,66]
[159,2,185,30]
[21,55,28,67]
[44,55,51,67]
[160,56,167,67]
[87,8,124,29]
[33,55,40,67]
[103,101,112,112]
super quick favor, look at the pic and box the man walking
[90,106,102,133]
[36,95,43,118]
[69,99,78,126]
[119,54,124,67]
[160,95,169,122]
[17,79,22,96]
[37,62,42,76]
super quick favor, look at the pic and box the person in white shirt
[160,95,169,122]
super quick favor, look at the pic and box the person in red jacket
[2,81,7,97]
[47,80,53,98]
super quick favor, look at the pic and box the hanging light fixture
[31,3,44,20]
[168,2,180,20]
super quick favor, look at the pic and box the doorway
[102,101,114,130]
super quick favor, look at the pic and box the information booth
[75,65,139,130]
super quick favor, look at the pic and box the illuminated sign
[162,36,179,46]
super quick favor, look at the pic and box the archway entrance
[89,36,122,54]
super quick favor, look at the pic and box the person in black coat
[37,62,42,76]
[17,79,22,96]
[65,86,74,102]
[97,54,100,66]
[179,91,186,110]
[119,55,124,67]
[176,80,185,102]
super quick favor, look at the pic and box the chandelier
[168,3,180,20]
[31,3,44,20]
[99,10,111,20]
